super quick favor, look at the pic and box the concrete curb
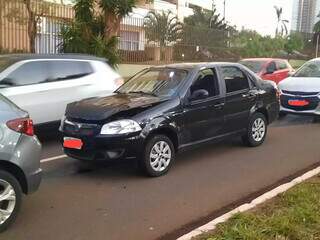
[177,166,320,240]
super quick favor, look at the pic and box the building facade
[291,0,320,33]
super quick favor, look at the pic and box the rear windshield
[239,60,266,73]
[0,58,17,72]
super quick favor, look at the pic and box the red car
[239,58,294,84]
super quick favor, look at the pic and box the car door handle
[242,93,256,99]
[213,103,225,109]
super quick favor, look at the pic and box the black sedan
[60,63,279,177]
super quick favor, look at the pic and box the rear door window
[6,61,49,86]
[266,61,277,73]
[48,61,93,82]
[221,66,250,93]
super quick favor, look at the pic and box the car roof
[150,62,242,71]
[0,54,107,62]
[241,58,287,62]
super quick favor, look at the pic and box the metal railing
[0,0,313,64]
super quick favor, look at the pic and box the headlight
[100,120,142,135]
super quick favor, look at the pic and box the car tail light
[6,118,34,136]
[115,78,124,87]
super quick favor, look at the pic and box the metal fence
[0,0,314,64]
[0,0,73,54]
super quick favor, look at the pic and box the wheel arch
[0,161,28,194]
[146,127,179,152]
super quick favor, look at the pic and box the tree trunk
[24,0,37,53]
[104,12,121,39]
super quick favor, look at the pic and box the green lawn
[195,175,320,240]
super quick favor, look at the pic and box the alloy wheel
[252,118,266,142]
[0,180,16,225]
[149,141,172,172]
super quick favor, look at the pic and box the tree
[144,10,183,48]
[274,6,289,37]
[99,0,136,39]
[284,33,304,57]
[61,0,119,66]
[3,0,51,52]
[184,6,228,30]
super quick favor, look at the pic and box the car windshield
[116,68,188,97]
[0,58,16,72]
[294,61,320,78]
[239,60,265,73]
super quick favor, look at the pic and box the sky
[214,0,293,36]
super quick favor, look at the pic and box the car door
[263,61,278,82]
[181,68,225,145]
[0,60,52,124]
[40,60,96,124]
[220,65,257,133]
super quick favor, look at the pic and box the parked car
[239,58,294,84]
[60,63,279,177]
[0,54,123,125]
[0,94,41,232]
[278,58,320,116]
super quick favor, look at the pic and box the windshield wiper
[128,91,158,97]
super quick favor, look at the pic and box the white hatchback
[0,54,123,125]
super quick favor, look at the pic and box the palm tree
[144,11,183,48]
[274,6,289,36]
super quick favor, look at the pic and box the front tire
[0,170,22,233]
[140,135,175,177]
[242,113,268,147]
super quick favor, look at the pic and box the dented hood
[65,93,166,121]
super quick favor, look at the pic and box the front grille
[281,95,319,111]
[63,120,100,136]
[282,90,319,96]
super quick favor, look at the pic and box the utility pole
[223,0,226,22]
[316,33,320,58]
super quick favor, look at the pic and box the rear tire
[242,113,268,147]
[0,170,22,233]
[140,135,175,177]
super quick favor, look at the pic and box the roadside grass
[194,175,320,240]
[289,59,306,69]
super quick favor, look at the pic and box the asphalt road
[1,115,319,240]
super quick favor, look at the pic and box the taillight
[6,118,34,136]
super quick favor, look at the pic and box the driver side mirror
[190,89,209,101]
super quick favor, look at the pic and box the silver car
[0,94,41,232]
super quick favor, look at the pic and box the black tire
[140,135,175,177]
[242,113,268,147]
[0,170,22,233]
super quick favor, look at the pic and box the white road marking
[177,166,320,240]
[40,155,67,163]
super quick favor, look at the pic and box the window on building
[119,31,140,51]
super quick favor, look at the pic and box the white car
[278,58,320,116]
[0,54,123,125]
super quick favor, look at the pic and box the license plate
[63,137,83,150]
[288,99,309,107]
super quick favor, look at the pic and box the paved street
[0,115,319,240]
